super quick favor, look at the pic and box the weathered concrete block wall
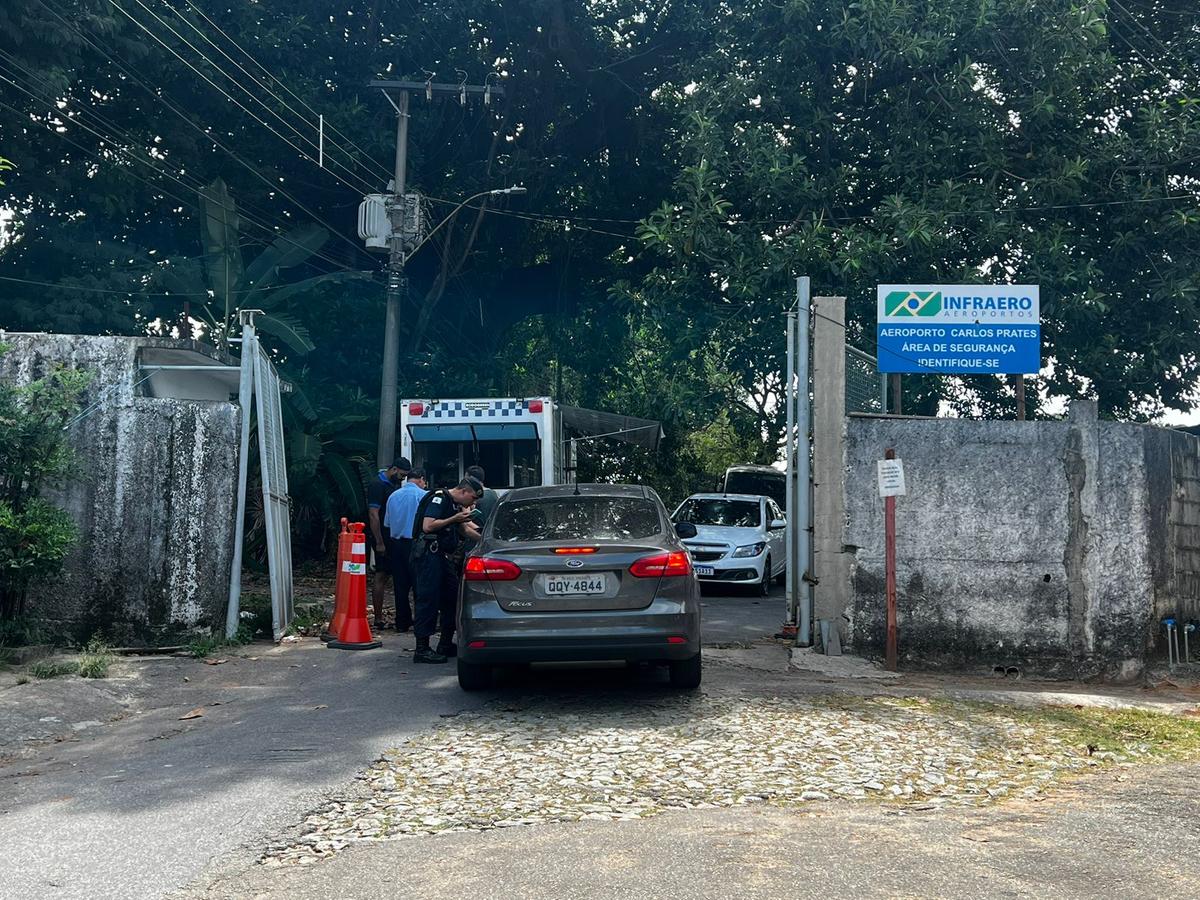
[843,401,1192,680]
[0,333,238,639]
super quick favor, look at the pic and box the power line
[123,0,377,195]
[424,192,1197,242]
[36,5,372,266]
[180,0,394,185]
[423,195,638,240]
[1108,0,1200,90]
[157,0,389,187]
[7,9,375,269]
[0,78,359,277]
[104,0,376,197]
[0,272,382,297]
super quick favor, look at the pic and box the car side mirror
[674,521,698,539]
[770,518,786,530]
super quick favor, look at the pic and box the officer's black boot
[413,637,447,664]
[435,635,458,657]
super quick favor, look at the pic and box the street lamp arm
[405,186,526,259]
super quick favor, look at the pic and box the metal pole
[880,372,888,414]
[884,447,898,671]
[890,373,902,415]
[226,315,257,638]
[795,276,813,647]
[785,310,796,627]
[1015,374,1027,421]
[377,91,410,467]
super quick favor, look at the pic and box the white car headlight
[732,542,766,558]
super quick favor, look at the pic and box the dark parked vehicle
[456,483,702,691]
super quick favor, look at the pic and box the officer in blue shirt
[384,468,428,633]
[366,457,409,629]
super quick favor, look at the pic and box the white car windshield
[674,498,760,528]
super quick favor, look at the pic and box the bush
[77,638,115,679]
[30,659,78,679]
[0,354,90,622]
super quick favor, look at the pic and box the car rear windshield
[674,498,761,528]
[492,496,663,542]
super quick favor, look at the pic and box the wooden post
[889,373,902,415]
[884,448,898,671]
[1015,374,1027,421]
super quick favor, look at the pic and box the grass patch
[78,638,116,679]
[30,659,78,679]
[875,694,1200,763]
[283,602,327,637]
[186,623,255,658]
[1008,704,1200,760]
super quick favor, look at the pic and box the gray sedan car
[456,483,702,691]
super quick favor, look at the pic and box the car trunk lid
[483,544,665,612]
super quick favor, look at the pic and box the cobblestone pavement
[265,682,1155,866]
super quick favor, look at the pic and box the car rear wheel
[457,658,493,691]
[669,651,702,690]
[756,556,772,596]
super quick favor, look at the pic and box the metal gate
[226,313,294,640]
[253,342,294,639]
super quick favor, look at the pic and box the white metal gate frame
[226,312,294,640]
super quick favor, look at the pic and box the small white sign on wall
[877,458,907,498]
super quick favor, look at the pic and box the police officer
[366,457,409,629]
[409,476,483,664]
[383,468,428,632]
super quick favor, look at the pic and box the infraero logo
[884,290,942,317]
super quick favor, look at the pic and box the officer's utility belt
[412,534,442,560]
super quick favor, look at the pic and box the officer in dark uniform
[409,476,483,663]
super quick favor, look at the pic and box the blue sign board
[876,284,1041,375]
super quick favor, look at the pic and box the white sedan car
[670,493,786,595]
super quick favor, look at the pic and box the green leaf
[285,381,319,422]
[256,313,315,355]
[255,270,374,309]
[322,452,366,519]
[240,224,329,295]
[288,431,323,476]
[198,178,243,311]
[329,436,376,456]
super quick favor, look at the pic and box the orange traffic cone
[327,522,382,650]
[321,519,354,642]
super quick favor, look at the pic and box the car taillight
[464,557,522,581]
[528,399,544,413]
[408,401,425,416]
[554,547,597,554]
[629,551,692,578]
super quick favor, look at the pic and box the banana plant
[158,178,371,355]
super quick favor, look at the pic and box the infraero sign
[876,284,1041,375]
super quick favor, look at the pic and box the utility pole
[377,90,409,469]
[368,78,504,468]
[785,276,813,647]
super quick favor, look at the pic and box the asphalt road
[1,585,783,900]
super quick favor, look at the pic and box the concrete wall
[840,401,1196,680]
[0,333,239,640]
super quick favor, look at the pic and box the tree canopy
[2,0,1198,523]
